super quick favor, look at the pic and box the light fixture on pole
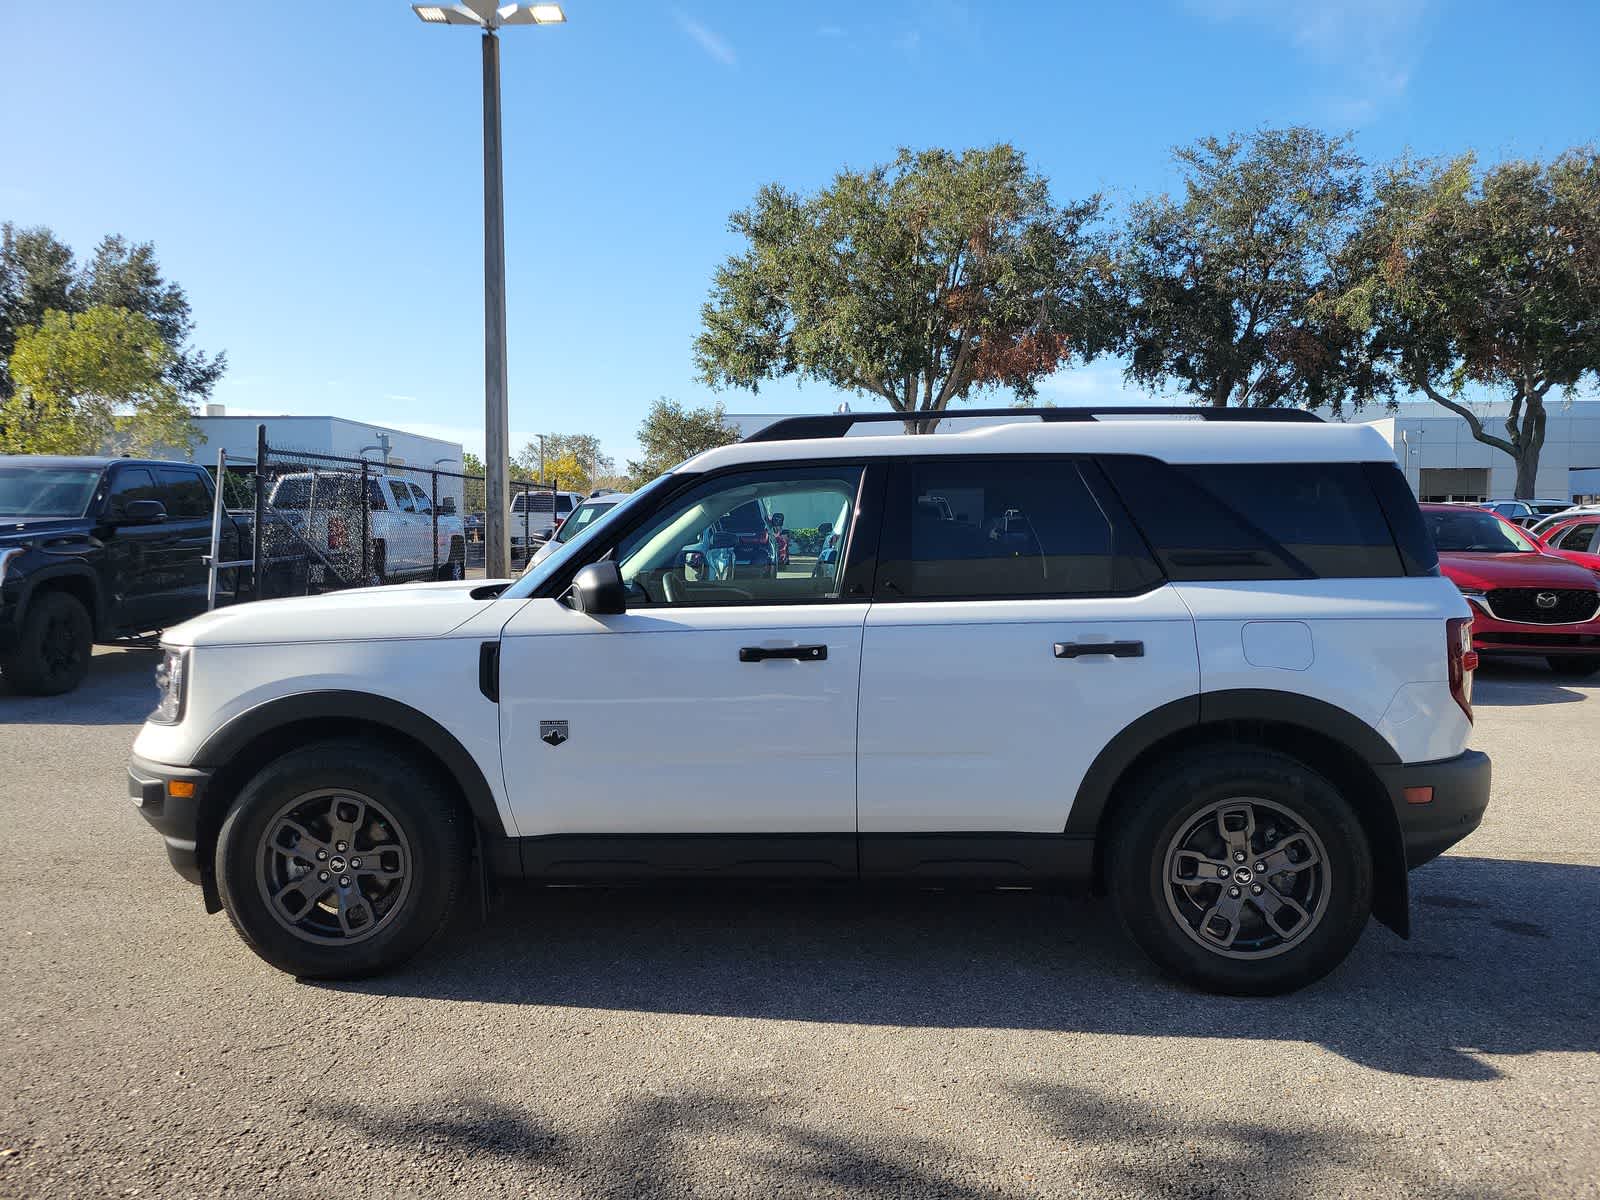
[411,0,566,578]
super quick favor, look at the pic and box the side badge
[540,720,569,747]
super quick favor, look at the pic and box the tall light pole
[412,1,566,578]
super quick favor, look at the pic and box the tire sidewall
[6,591,93,695]
[216,742,465,979]
[1111,749,1373,996]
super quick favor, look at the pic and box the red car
[1421,504,1600,678]
[1536,514,1600,573]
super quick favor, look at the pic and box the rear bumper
[128,753,213,885]
[1377,749,1492,868]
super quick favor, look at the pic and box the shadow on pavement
[0,647,160,724]
[331,855,1598,1083]
[313,1075,1512,1199]
[1472,656,1594,705]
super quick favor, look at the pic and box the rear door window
[156,468,212,518]
[386,481,415,513]
[877,457,1161,599]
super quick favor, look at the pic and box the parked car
[1479,498,1573,526]
[1421,503,1600,677]
[267,470,466,585]
[509,489,582,554]
[130,406,1489,996]
[0,455,279,695]
[1529,505,1600,538]
[1535,514,1600,573]
[527,492,632,569]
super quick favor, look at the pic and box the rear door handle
[1054,640,1144,659]
[739,644,828,663]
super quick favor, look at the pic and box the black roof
[0,454,195,470]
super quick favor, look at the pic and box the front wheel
[1546,655,1600,678]
[1109,747,1372,996]
[1,590,93,695]
[215,740,468,978]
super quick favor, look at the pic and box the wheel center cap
[1234,866,1253,885]
[329,856,347,873]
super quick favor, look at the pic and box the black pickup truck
[0,455,280,696]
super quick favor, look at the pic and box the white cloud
[1185,0,1428,119]
[672,10,736,66]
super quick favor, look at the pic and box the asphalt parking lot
[1,651,1596,1199]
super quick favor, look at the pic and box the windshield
[1425,508,1538,553]
[0,465,103,518]
[503,476,673,597]
[556,499,619,543]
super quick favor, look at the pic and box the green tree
[3,306,197,454]
[0,223,224,410]
[514,433,614,492]
[461,450,486,512]
[627,397,739,486]
[1337,150,1600,498]
[695,145,1118,430]
[1118,127,1385,411]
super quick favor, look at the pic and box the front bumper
[1467,605,1600,656]
[1376,749,1492,868]
[128,753,213,885]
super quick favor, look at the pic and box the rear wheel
[1109,747,1372,996]
[1546,655,1600,678]
[365,540,387,588]
[435,537,466,581]
[215,740,468,978]
[1,590,93,696]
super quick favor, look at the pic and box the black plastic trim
[1377,750,1492,867]
[192,690,506,836]
[859,833,1093,882]
[478,642,500,702]
[128,754,213,885]
[742,406,1324,442]
[517,833,857,881]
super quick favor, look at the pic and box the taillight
[1446,616,1475,722]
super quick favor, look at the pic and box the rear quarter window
[1099,457,1411,580]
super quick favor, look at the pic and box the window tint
[408,482,433,515]
[1100,457,1406,580]
[106,467,160,516]
[156,468,212,518]
[1363,461,1439,576]
[1556,522,1598,552]
[386,480,414,512]
[879,458,1159,599]
[1423,508,1535,553]
[615,467,861,606]
[556,499,616,543]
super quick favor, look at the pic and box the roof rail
[741,406,1324,443]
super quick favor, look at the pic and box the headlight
[150,648,189,725]
[1456,589,1489,605]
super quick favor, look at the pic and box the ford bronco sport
[129,408,1490,995]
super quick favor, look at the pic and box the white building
[1355,400,1600,503]
[173,407,465,474]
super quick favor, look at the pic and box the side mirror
[568,561,626,615]
[438,497,457,514]
[120,499,168,524]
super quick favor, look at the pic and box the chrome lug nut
[1228,886,1242,899]
[316,850,327,861]
[317,871,329,882]
[338,876,351,888]
[1217,866,1230,878]
[335,841,348,853]
[1251,884,1263,895]
[1233,851,1246,863]
[1254,862,1266,873]
[350,858,362,869]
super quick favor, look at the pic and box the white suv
[130,408,1490,995]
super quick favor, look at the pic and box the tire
[435,537,466,581]
[1,590,93,696]
[1546,656,1600,678]
[215,739,468,979]
[365,541,387,588]
[1108,746,1372,996]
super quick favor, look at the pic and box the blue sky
[5,0,1597,465]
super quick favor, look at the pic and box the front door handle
[739,644,828,663]
[1054,640,1144,659]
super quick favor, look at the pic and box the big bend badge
[540,720,569,747]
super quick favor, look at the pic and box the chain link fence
[206,425,562,605]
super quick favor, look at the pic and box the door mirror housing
[568,561,626,615]
[119,499,168,524]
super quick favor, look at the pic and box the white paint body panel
[857,588,1200,833]
[497,599,866,834]
[1174,577,1474,764]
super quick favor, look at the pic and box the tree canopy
[1336,150,1600,497]
[695,145,1118,429]
[1117,127,1385,412]
[627,397,740,486]
[515,433,615,493]
[2,306,197,455]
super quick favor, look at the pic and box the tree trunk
[1509,393,1548,501]
[1513,448,1540,500]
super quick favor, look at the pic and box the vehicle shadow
[0,646,160,724]
[329,855,1598,1083]
[1473,656,1593,705]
